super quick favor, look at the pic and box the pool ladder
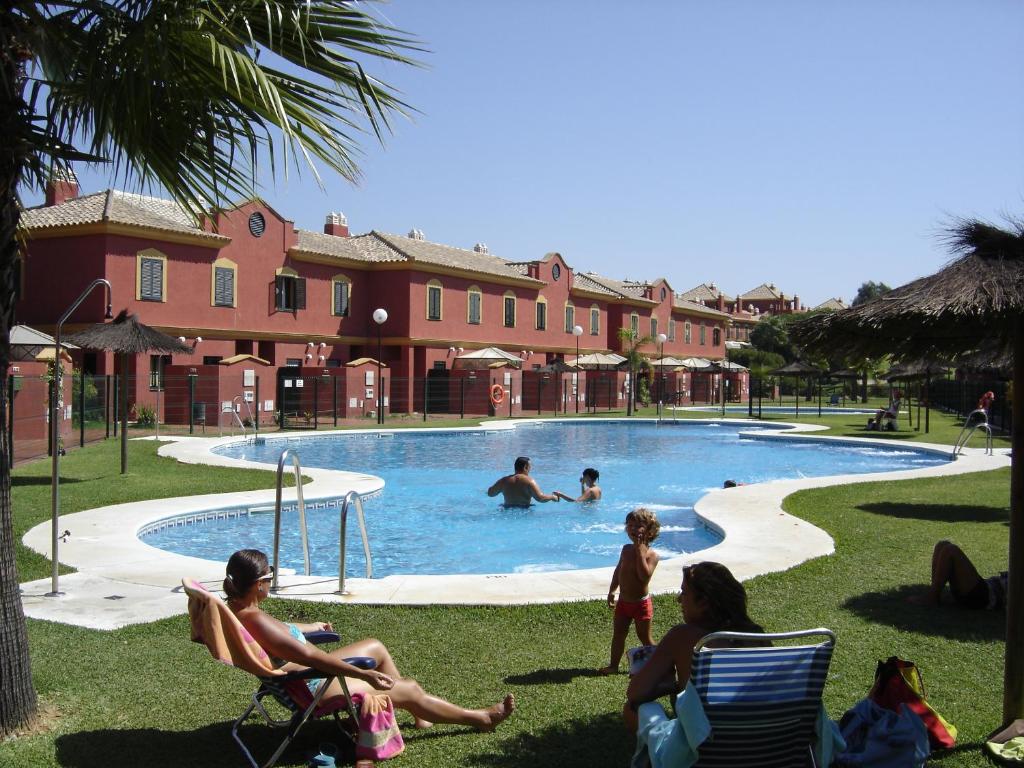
[269,449,373,595]
[952,408,994,458]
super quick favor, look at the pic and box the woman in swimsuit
[223,549,515,730]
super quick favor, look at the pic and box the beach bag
[352,693,405,760]
[870,656,956,750]
[836,697,929,767]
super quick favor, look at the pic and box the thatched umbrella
[790,218,1024,725]
[769,360,822,418]
[67,310,191,473]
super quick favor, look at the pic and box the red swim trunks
[614,595,653,621]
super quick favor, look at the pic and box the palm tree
[618,327,653,416]
[0,1,421,736]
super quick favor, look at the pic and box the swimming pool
[141,422,947,578]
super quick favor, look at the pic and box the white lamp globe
[573,325,583,337]
[657,333,667,344]
[373,308,388,325]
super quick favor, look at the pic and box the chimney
[45,166,79,206]
[717,293,725,312]
[793,294,800,311]
[473,243,489,254]
[324,211,349,237]
[408,228,425,241]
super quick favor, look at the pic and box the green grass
[4,414,1012,766]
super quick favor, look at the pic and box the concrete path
[19,420,1008,629]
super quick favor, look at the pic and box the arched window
[535,296,547,330]
[211,257,237,307]
[630,312,639,337]
[590,304,600,335]
[274,266,305,312]
[503,290,516,328]
[467,285,482,324]
[713,326,722,346]
[684,321,692,344]
[650,316,658,339]
[332,274,352,317]
[137,248,168,302]
[426,279,443,320]
[700,322,707,345]
[564,300,575,332]
[668,318,676,341]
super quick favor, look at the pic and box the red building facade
[19,180,736,417]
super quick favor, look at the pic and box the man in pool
[554,467,602,502]
[487,456,559,507]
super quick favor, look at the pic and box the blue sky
[26,1,1024,307]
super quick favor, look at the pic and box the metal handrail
[952,408,994,458]
[337,490,373,595]
[227,396,247,437]
[270,450,310,591]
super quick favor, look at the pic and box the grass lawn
[3,411,1012,766]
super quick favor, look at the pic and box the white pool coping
[20,419,1009,630]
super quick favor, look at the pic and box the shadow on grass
[505,667,607,685]
[928,741,986,762]
[54,720,357,768]
[461,712,631,768]
[856,502,1008,524]
[12,475,82,486]
[843,585,1005,641]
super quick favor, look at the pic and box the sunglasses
[258,565,276,582]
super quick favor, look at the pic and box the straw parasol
[790,217,1024,724]
[769,360,822,417]
[454,346,523,369]
[67,310,191,473]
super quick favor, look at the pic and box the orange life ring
[489,384,505,406]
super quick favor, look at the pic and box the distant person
[487,456,559,507]
[723,479,747,488]
[600,508,660,675]
[907,540,1007,609]
[978,390,996,414]
[554,467,602,502]
[868,389,902,431]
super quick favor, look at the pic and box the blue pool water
[143,422,946,577]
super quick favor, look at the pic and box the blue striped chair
[690,628,836,768]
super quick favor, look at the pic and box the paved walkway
[19,420,1008,630]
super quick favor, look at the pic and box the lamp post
[572,324,583,414]
[49,278,112,597]
[372,308,387,425]
[656,332,667,420]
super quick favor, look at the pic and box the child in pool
[600,508,660,675]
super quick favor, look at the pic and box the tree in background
[749,314,803,362]
[618,327,653,416]
[852,280,893,306]
[0,1,420,736]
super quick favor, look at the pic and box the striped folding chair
[690,628,836,768]
[182,578,376,768]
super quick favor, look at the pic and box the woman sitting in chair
[224,549,515,730]
[624,561,764,730]
[868,389,902,431]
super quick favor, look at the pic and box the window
[426,280,442,320]
[467,286,482,325]
[332,275,351,317]
[668,318,676,341]
[684,321,692,344]
[650,317,658,339]
[590,305,600,335]
[535,298,546,330]
[552,263,561,280]
[202,356,222,365]
[564,301,575,333]
[630,312,639,337]
[137,249,167,302]
[211,257,236,307]
[504,292,516,328]
[274,268,306,312]
[700,323,707,345]
[149,354,171,390]
[713,327,721,346]
[285,358,302,367]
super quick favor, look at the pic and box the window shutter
[214,267,233,306]
[274,275,285,310]
[335,281,350,317]
[141,258,162,300]
[294,277,306,310]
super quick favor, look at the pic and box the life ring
[489,384,505,406]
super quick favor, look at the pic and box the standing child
[600,508,660,675]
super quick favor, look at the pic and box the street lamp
[49,278,112,597]
[572,324,583,414]
[656,332,667,420]
[372,308,387,425]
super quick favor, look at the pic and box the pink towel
[352,692,405,760]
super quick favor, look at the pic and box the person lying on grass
[224,548,515,730]
[907,539,1007,610]
[623,561,765,730]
